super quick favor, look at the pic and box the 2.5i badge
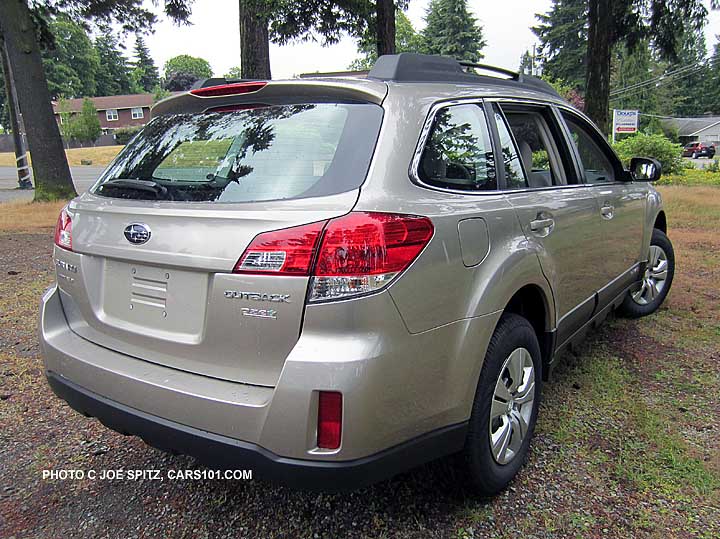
[240,307,277,319]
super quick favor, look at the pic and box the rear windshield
[93,103,383,203]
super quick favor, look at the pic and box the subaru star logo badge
[124,223,151,245]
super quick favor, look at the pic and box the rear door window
[417,103,497,191]
[497,104,575,188]
[94,103,383,203]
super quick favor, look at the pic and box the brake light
[232,212,434,300]
[54,207,72,251]
[190,81,267,97]
[233,221,325,275]
[309,212,434,301]
[317,391,342,450]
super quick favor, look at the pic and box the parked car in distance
[682,141,716,158]
[40,53,675,496]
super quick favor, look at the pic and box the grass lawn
[0,145,124,167]
[0,185,717,538]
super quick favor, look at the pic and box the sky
[123,0,720,80]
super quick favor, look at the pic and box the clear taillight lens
[309,212,434,302]
[54,207,72,251]
[233,221,325,275]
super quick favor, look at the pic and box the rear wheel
[462,313,541,496]
[618,228,674,318]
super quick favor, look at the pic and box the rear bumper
[40,284,492,489]
[46,371,466,491]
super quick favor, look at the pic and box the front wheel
[462,313,542,496]
[618,228,675,318]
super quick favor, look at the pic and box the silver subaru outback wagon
[40,53,674,495]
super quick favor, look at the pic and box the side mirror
[629,157,662,182]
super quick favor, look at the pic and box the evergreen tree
[132,36,160,92]
[420,0,485,61]
[42,16,99,98]
[94,35,133,96]
[585,0,716,134]
[349,11,421,70]
[533,0,588,90]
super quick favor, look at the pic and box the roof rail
[368,53,560,98]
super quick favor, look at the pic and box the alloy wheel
[632,245,669,306]
[489,347,535,465]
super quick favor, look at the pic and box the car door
[558,109,646,306]
[491,102,606,345]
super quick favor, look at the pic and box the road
[0,166,103,202]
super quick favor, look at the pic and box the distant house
[52,94,155,135]
[661,116,720,146]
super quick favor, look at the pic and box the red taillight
[309,212,433,301]
[315,212,434,276]
[233,221,326,275]
[317,391,342,450]
[232,212,434,300]
[190,81,267,97]
[54,207,72,251]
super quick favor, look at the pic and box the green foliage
[113,126,142,145]
[94,35,134,96]
[163,54,213,91]
[612,132,684,175]
[63,98,101,144]
[225,66,243,79]
[533,0,588,90]
[56,97,73,142]
[420,0,485,61]
[164,54,213,80]
[131,36,159,93]
[348,11,421,70]
[152,86,170,103]
[42,16,99,98]
[658,169,720,186]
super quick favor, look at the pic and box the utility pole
[1,38,33,190]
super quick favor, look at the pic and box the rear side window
[94,103,383,203]
[417,104,497,191]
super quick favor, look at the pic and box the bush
[658,169,720,186]
[113,126,142,145]
[612,133,684,175]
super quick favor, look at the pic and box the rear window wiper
[98,178,169,198]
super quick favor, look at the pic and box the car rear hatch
[55,80,386,387]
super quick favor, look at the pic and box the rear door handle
[601,204,615,219]
[530,217,555,232]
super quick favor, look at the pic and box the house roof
[661,116,720,137]
[52,93,156,114]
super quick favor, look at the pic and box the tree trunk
[0,0,76,201]
[584,0,613,135]
[376,0,396,57]
[0,38,32,189]
[239,1,271,79]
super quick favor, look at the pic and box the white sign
[612,109,639,135]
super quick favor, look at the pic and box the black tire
[618,228,675,319]
[462,313,542,496]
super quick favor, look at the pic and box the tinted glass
[563,113,616,184]
[93,103,383,203]
[503,111,560,188]
[493,111,527,190]
[418,104,497,191]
